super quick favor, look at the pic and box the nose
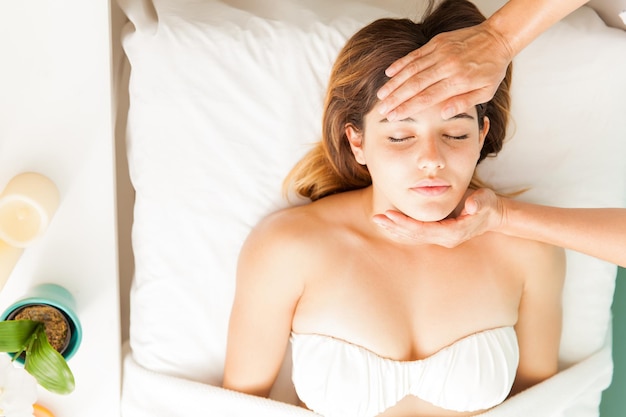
[417,137,445,170]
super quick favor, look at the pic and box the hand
[376,22,513,121]
[372,188,505,248]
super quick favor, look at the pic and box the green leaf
[24,326,75,395]
[0,319,39,352]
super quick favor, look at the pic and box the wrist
[483,0,589,62]
[496,197,540,242]
[481,18,516,63]
[495,196,516,235]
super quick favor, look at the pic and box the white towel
[121,337,612,417]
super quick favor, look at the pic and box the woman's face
[346,102,489,222]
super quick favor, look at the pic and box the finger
[384,42,435,78]
[380,66,462,121]
[373,213,423,242]
[463,193,481,215]
[385,76,467,121]
[375,211,427,238]
[372,213,394,228]
[377,61,439,113]
[382,210,418,226]
[383,211,455,239]
[378,50,439,103]
[384,50,423,79]
[375,212,467,247]
[440,88,495,120]
[380,55,424,96]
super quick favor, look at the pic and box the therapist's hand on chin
[373,188,505,248]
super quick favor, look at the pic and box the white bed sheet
[117,0,626,415]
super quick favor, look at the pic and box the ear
[345,123,366,165]
[478,116,490,151]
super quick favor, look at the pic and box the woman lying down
[223,1,565,416]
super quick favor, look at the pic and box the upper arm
[223,213,307,397]
[512,242,566,395]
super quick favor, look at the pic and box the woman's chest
[292,239,523,360]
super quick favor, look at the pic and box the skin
[377,0,589,121]
[373,0,625,269]
[345,104,485,223]
[223,102,565,416]
[374,189,626,268]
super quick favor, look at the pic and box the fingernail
[385,66,397,77]
[372,217,387,227]
[377,102,388,114]
[442,106,456,120]
[386,110,397,122]
[377,88,388,100]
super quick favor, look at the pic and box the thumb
[464,192,482,215]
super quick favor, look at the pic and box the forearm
[501,198,626,267]
[486,0,589,58]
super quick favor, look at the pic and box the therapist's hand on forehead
[373,0,626,269]
[376,23,511,121]
[376,0,589,121]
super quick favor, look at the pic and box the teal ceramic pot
[1,283,82,362]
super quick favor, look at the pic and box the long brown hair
[284,0,512,201]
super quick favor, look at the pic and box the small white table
[0,0,121,415]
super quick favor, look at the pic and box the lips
[410,179,451,196]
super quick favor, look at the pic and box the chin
[414,213,449,222]
[396,191,464,222]
[404,207,455,222]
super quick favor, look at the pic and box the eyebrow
[378,113,475,123]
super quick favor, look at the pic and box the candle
[0,172,60,248]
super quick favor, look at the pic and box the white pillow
[121,0,626,390]
[475,6,626,365]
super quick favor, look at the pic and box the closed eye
[388,136,414,143]
[443,134,469,140]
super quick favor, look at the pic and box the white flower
[0,355,37,417]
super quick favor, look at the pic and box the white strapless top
[290,326,519,417]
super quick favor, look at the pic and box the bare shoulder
[238,200,341,284]
[491,232,566,289]
[246,191,357,249]
[245,203,330,251]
